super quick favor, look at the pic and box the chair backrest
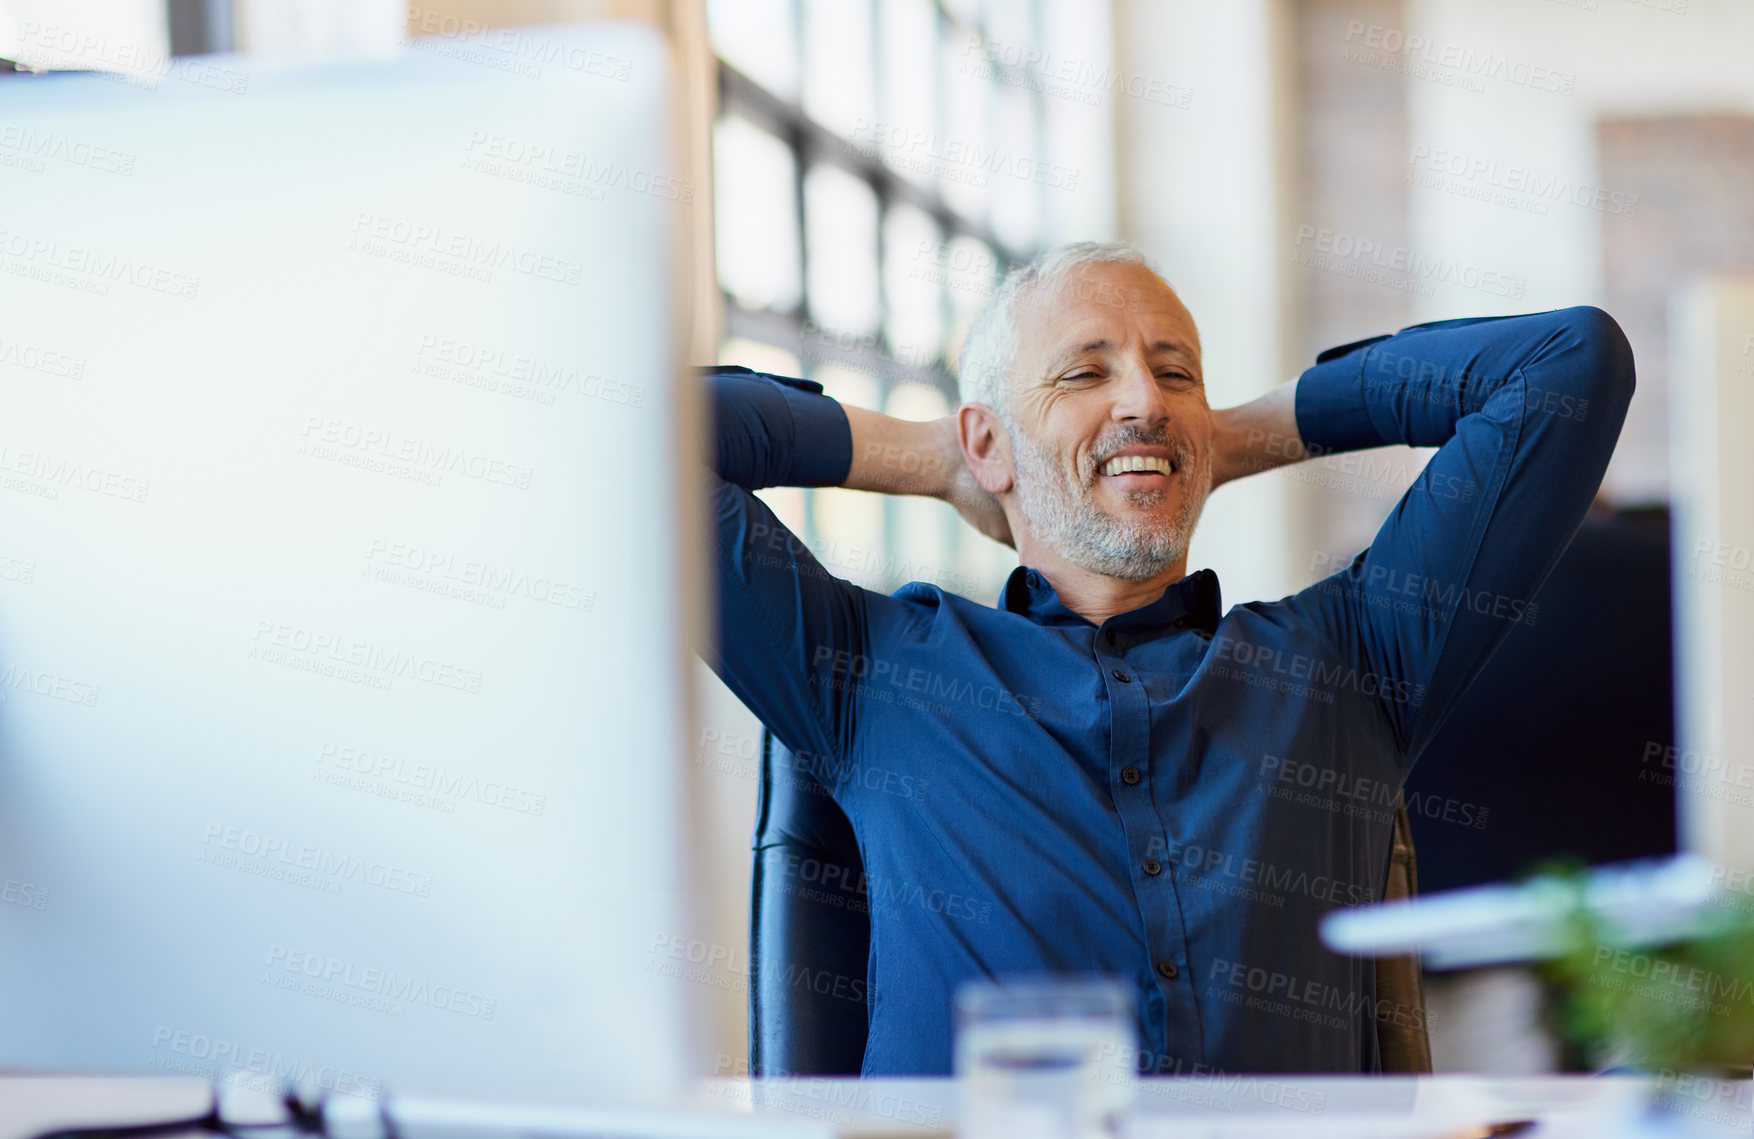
[748,731,871,1075]
[748,728,1431,1074]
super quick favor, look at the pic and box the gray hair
[955,241,1169,424]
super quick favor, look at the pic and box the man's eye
[1063,371,1100,382]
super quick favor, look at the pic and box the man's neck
[1017,541,1190,625]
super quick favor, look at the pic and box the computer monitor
[0,22,709,1106]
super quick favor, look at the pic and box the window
[707,0,1108,599]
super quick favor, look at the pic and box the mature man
[703,242,1633,1076]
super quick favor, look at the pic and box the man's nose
[1110,361,1171,425]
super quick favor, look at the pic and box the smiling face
[999,260,1214,581]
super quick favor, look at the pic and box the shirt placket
[1097,626,1204,1071]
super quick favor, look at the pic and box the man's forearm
[842,406,960,498]
[1210,379,1309,490]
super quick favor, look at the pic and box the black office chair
[748,728,1430,1075]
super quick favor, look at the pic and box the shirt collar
[999,565,1223,636]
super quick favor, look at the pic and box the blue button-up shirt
[704,307,1633,1076]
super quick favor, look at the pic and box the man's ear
[957,403,1014,496]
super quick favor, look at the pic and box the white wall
[1404,0,1754,503]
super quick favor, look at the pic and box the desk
[705,1074,1745,1136]
[2,1075,1749,1138]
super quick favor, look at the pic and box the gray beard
[1009,424,1211,582]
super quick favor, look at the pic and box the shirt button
[1157,960,1180,980]
[1111,669,1130,683]
[1026,572,1040,588]
[1143,859,1163,876]
[1121,766,1141,785]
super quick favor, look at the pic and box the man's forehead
[1023,271,1202,362]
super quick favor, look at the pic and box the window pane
[804,164,881,337]
[707,0,798,100]
[884,205,945,370]
[718,337,801,376]
[801,0,875,140]
[941,0,982,29]
[939,22,989,222]
[983,0,1034,57]
[714,117,803,313]
[944,235,999,368]
[989,83,1042,254]
[878,0,939,191]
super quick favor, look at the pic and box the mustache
[1086,427,1196,480]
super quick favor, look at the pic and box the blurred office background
[7,0,1751,1075]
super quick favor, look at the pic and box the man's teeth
[1100,455,1174,477]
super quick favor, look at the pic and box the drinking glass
[955,974,1137,1139]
